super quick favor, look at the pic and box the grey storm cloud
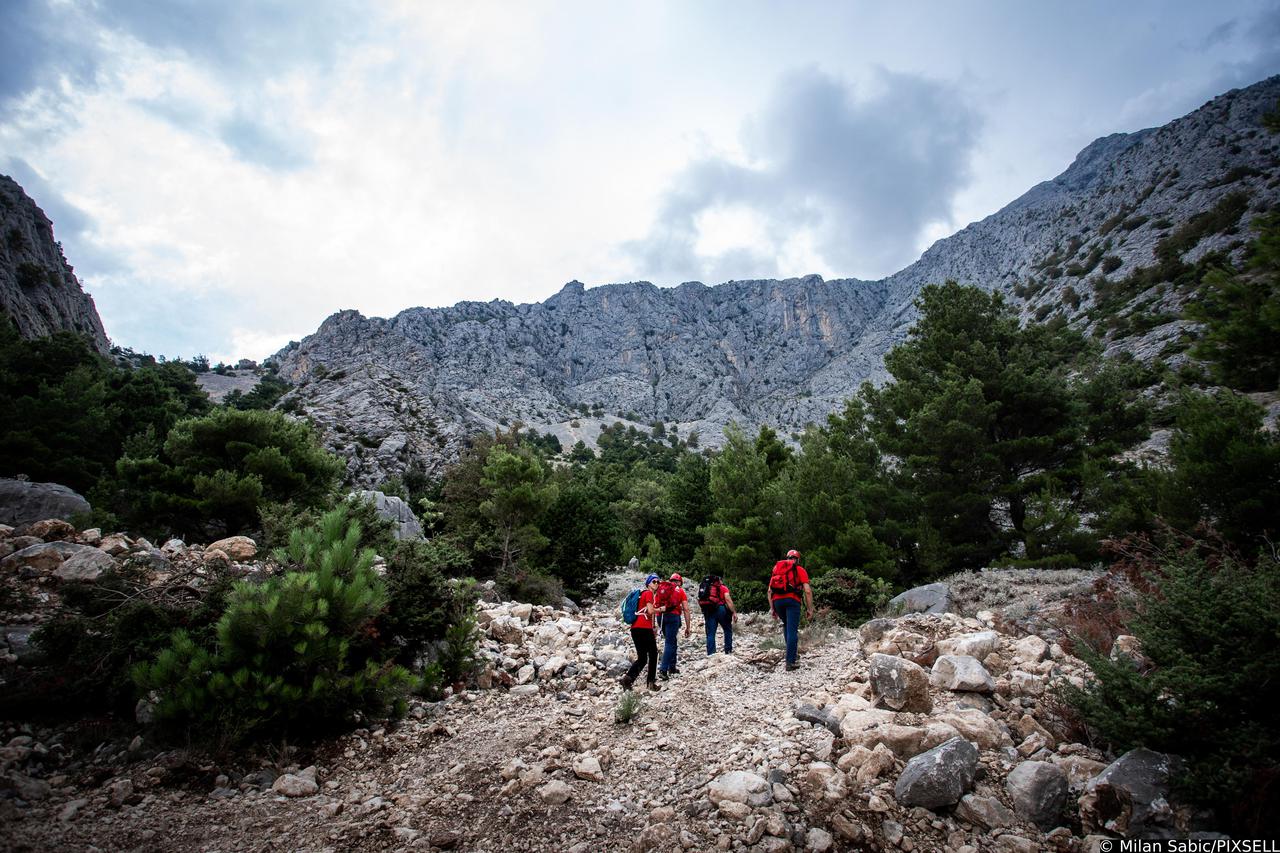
[0,0,356,169]
[1202,6,1280,95]
[625,66,982,284]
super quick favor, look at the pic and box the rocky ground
[1,526,1204,852]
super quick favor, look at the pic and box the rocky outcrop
[0,176,109,353]
[0,480,91,526]
[351,490,424,541]
[273,76,1280,484]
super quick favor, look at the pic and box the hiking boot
[646,680,661,692]
[785,662,799,671]
[619,675,635,689]
[670,667,681,675]
[658,671,671,681]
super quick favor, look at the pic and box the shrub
[498,568,564,605]
[809,567,893,623]
[1061,536,1280,833]
[109,408,341,539]
[436,604,479,685]
[728,579,770,613]
[615,689,642,724]
[134,507,414,743]
[379,539,473,662]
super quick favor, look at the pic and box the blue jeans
[703,605,733,654]
[659,614,681,674]
[772,598,801,665]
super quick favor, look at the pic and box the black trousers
[626,627,658,684]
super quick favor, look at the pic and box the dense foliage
[1186,212,1280,391]
[134,507,415,744]
[0,318,209,495]
[1063,536,1280,833]
[102,408,342,539]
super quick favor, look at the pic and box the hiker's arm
[682,598,691,635]
[803,582,815,618]
[724,590,737,621]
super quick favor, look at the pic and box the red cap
[670,573,683,583]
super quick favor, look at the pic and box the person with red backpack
[620,573,662,691]
[768,549,814,671]
[656,573,691,680]
[697,575,736,655]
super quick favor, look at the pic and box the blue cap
[644,573,661,585]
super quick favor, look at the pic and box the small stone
[537,780,572,804]
[805,827,834,852]
[108,778,134,807]
[59,798,89,822]
[272,773,319,797]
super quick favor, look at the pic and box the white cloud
[1,1,1276,361]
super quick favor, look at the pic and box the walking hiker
[698,574,736,655]
[657,573,692,680]
[620,573,662,691]
[768,549,815,671]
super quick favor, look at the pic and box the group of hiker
[619,549,816,691]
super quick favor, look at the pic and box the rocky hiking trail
[4,564,1191,853]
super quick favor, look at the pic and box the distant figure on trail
[698,574,736,655]
[657,573,691,680]
[768,549,814,671]
[620,573,662,691]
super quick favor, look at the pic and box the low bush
[134,507,414,744]
[809,567,893,623]
[380,539,474,663]
[498,568,564,605]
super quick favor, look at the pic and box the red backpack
[769,559,800,596]
[654,580,678,613]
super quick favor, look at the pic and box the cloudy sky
[2,1,1278,362]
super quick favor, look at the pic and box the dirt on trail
[3,571,1113,853]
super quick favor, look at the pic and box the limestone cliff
[0,175,109,354]
[275,75,1280,485]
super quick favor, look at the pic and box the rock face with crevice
[273,76,1280,486]
[0,176,109,354]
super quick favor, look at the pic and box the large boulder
[351,490,424,541]
[0,479,90,525]
[956,793,1016,829]
[53,548,117,582]
[937,630,1000,659]
[893,736,979,809]
[931,708,1011,749]
[708,770,773,807]
[207,536,257,561]
[869,653,933,712]
[931,655,995,693]
[1079,748,1182,839]
[1006,760,1069,829]
[2,541,97,574]
[888,582,953,615]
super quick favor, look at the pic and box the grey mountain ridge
[274,75,1280,486]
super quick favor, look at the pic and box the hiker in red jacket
[621,574,662,691]
[768,549,815,671]
[657,573,692,680]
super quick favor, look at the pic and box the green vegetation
[1063,536,1280,834]
[0,317,209,495]
[103,408,342,538]
[1185,213,1280,391]
[134,506,415,744]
